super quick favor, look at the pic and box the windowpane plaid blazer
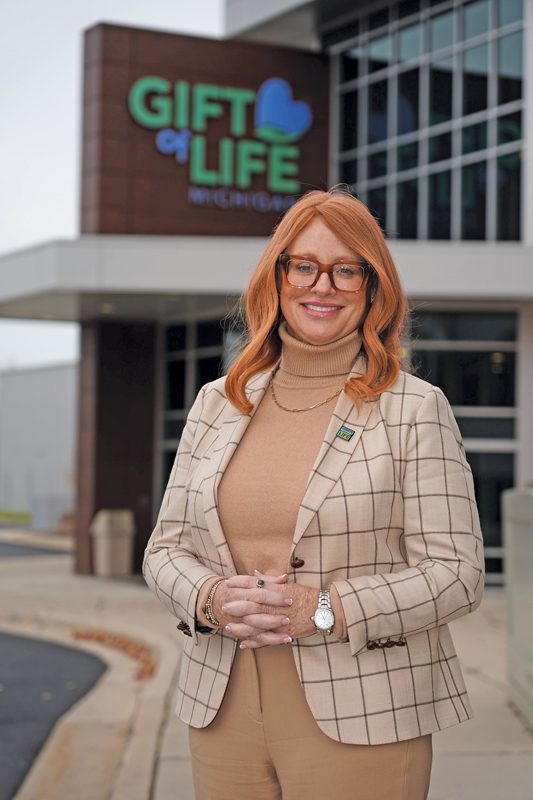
[143,357,485,745]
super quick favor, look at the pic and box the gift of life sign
[127,76,313,200]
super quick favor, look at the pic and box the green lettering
[221,87,255,137]
[268,145,299,193]
[174,81,189,129]
[219,139,234,187]
[236,140,267,189]
[128,76,172,129]
[190,136,218,186]
[192,84,224,132]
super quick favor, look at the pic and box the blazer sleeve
[331,386,485,658]
[142,384,221,645]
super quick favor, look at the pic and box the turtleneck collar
[277,320,363,378]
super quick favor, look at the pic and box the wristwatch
[311,589,335,635]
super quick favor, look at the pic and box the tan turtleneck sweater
[195,320,364,641]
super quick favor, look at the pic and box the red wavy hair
[225,187,408,414]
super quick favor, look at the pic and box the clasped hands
[213,570,319,649]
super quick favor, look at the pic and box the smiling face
[279,217,369,346]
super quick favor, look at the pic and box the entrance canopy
[0,235,265,322]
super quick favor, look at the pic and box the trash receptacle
[502,485,533,728]
[90,509,135,577]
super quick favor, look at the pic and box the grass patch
[0,510,31,525]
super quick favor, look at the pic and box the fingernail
[221,606,228,613]
[278,573,287,578]
[239,642,247,649]
[285,598,293,605]
[282,617,290,624]
[224,579,230,584]
[283,636,292,644]
[253,569,259,574]
[225,624,232,631]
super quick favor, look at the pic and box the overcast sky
[0,0,223,370]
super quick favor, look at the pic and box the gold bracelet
[203,578,225,627]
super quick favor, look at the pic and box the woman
[143,187,484,800]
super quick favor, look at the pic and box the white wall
[0,363,78,529]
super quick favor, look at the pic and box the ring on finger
[256,578,265,588]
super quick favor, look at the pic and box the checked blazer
[143,356,485,745]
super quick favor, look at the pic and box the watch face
[315,608,334,629]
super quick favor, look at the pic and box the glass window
[166,359,185,409]
[412,350,515,405]
[322,21,359,50]
[468,452,514,549]
[397,179,418,238]
[428,170,451,239]
[222,328,244,372]
[463,0,490,39]
[196,356,222,393]
[368,186,387,231]
[340,89,358,151]
[410,311,517,341]
[398,141,418,171]
[166,324,186,352]
[497,111,522,144]
[428,132,451,162]
[369,35,391,72]
[162,450,176,493]
[456,417,515,439]
[462,161,487,239]
[463,44,488,115]
[430,11,454,51]
[369,8,389,30]
[163,419,185,440]
[368,80,388,143]
[462,121,487,154]
[197,319,223,347]
[341,47,362,82]
[497,152,521,241]
[429,58,453,125]
[398,68,419,134]
[339,159,357,185]
[368,150,388,178]
[399,0,420,19]
[498,0,522,26]
[498,32,523,104]
[399,23,422,61]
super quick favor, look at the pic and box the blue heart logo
[255,78,312,143]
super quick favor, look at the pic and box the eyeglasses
[277,253,369,293]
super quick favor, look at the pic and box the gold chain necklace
[269,365,345,413]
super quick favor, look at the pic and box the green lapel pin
[336,425,355,441]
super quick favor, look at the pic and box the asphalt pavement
[0,631,106,800]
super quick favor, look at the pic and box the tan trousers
[188,644,433,800]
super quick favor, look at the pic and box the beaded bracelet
[203,578,225,627]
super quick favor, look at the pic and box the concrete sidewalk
[1,532,532,800]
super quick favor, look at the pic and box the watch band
[311,589,335,634]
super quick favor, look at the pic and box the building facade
[0,0,531,582]
[0,364,77,530]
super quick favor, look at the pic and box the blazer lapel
[201,368,275,573]
[290,354,375,554]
